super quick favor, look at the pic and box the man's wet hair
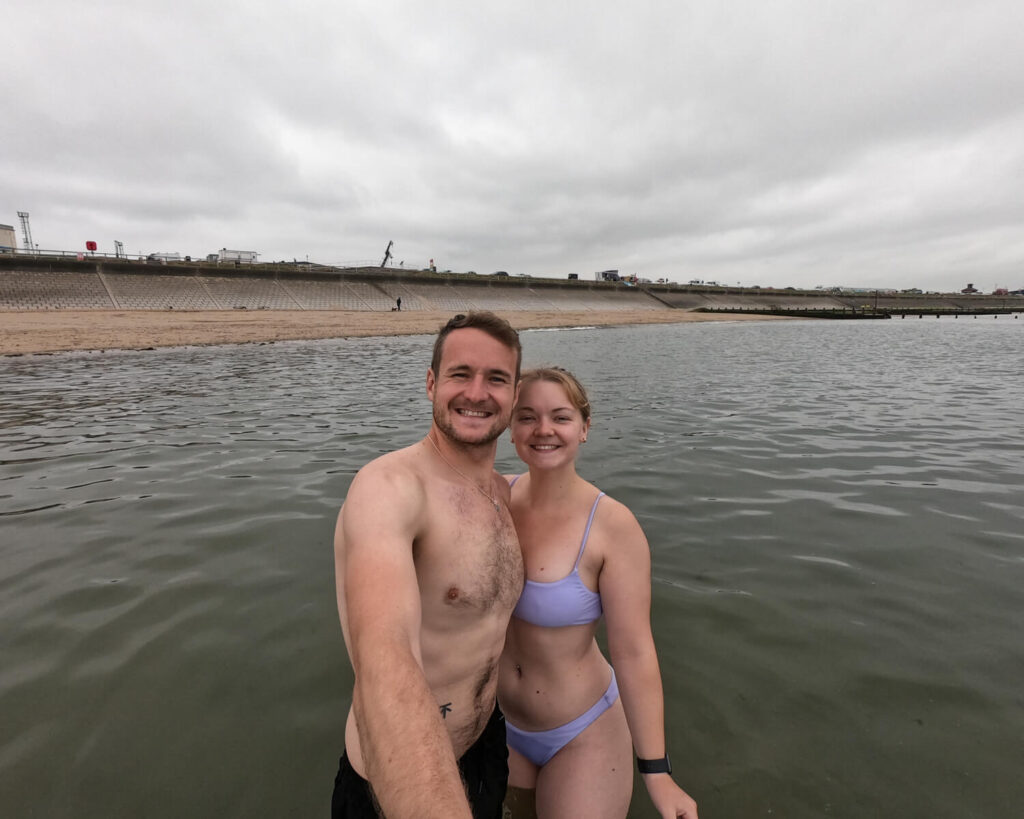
[431,312,522,382]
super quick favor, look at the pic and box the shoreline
[0,309,797,357]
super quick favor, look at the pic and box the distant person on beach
[332,312,524,818]
[396,296,402,311]
[499,367,698,819]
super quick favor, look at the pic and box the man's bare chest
[415,492,523,614]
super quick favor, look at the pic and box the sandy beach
[0,309,795,356]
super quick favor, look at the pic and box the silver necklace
[425,435,501,512]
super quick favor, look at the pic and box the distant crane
[380,240,393,268]
[17,211,34,253]
[114,240,125,259]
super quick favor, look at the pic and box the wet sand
[0,309,796,356]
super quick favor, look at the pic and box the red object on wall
[86,241,97,251]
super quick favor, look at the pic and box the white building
[0,224,16,252]
[218,249,259,263]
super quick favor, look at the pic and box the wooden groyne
[698,307,892,320]
[699,306,1022,319]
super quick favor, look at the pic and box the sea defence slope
[0,257,661,313]
[2,255,1023,314]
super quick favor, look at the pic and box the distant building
[0,223,16,253]
[218,249,259,264]
[961,283,979,294]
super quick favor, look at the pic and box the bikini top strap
[509,474,521,487]
[574,492,606,567]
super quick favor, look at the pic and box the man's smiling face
[427,327,518,447]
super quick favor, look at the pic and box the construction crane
[17,211,34,253]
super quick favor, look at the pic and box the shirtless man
[332,312,525,818]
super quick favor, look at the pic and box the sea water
[1,317,1022,818]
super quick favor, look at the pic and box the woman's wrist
[636,754,672,775]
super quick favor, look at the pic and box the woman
[499,367,698,819]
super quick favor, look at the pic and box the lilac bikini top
[510,477,605,628]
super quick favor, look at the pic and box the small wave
[654,576,753,596]
[0,502,63,517]
[791,554,853,569]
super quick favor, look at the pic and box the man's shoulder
[339,442,432,547]
[357,440,422,474]
[350,440,428,496]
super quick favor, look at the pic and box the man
[332,312,525,818]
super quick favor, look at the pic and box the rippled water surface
[2,318,1023,818]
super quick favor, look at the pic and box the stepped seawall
[2,255,1023,315]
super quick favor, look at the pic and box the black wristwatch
[637,754,672,775]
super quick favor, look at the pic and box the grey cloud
[3,0,1023,288]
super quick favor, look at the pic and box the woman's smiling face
[510,378,589,469]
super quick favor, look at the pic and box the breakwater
[2,255,1023,315]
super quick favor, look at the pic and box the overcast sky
[4,1,1023,290]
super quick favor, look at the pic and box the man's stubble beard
[432,403,509,449]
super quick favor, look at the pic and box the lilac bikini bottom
[505,669,619,767]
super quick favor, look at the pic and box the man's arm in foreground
[336,462,473,819]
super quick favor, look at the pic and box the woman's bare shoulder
[592,490,648,548]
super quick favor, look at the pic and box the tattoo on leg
[439,702,452,719]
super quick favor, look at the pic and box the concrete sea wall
[0,257,662,313]
[2,255,1023,314]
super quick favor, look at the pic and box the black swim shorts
[331,705,508,818]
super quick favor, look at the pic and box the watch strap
[636,754,672,774]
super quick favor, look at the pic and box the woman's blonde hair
[518,367,591,424]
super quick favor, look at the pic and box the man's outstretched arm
[336,464,472,819]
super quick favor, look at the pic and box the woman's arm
[599,499,698,819]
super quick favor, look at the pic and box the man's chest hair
[415,520,521,612]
